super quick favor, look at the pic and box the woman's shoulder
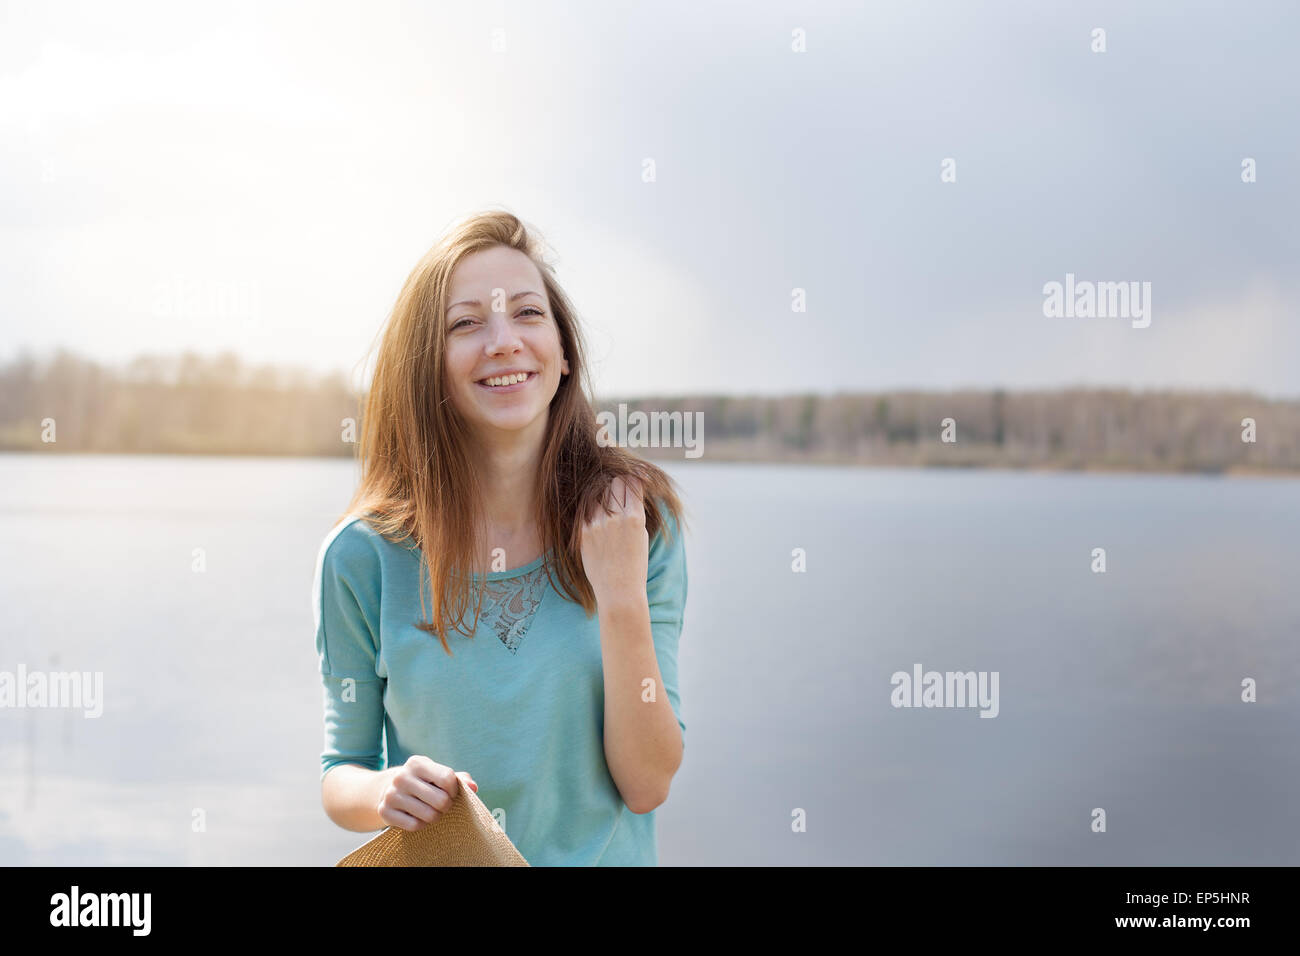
[646,495,685,541]
[646,497,687,569]
[315,513,398,583]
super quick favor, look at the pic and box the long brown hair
[339,209,688,655]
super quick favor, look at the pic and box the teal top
[313,501,687,866]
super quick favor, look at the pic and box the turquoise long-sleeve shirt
[313,501,687,866]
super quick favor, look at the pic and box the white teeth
[482,372,529,387]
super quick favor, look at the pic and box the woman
[313,210,689,866]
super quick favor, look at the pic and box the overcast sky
[2,0,1297,399]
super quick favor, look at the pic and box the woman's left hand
[580,475,649,608]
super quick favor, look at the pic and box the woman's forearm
[321,763,400,832]
[598,596,684,813]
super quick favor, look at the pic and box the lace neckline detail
[479,562,551,654]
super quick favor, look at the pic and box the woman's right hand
[377,756,478,831]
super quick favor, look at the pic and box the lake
[0,453,1297,865]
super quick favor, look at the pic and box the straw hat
[336,773,529,867]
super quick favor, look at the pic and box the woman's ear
[561,356,570,376]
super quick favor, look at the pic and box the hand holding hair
[579,475,649,609]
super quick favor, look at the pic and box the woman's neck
[472,430,543,536]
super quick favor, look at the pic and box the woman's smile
[476,371,538,394]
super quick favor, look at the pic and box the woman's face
[443,245,570,444]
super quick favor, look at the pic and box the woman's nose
[486,314,522,352]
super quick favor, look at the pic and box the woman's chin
[475,410,543,433]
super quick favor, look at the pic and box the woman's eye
[452,308,542,330]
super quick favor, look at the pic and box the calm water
[0,453,1297,865]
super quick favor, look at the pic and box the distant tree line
[0,349,356,457]
[1,349,1296,473]
[597,389,1300,473]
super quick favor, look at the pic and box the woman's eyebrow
[448,290,543,309]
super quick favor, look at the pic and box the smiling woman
[314,209,691,866]
[440,245,570,446]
